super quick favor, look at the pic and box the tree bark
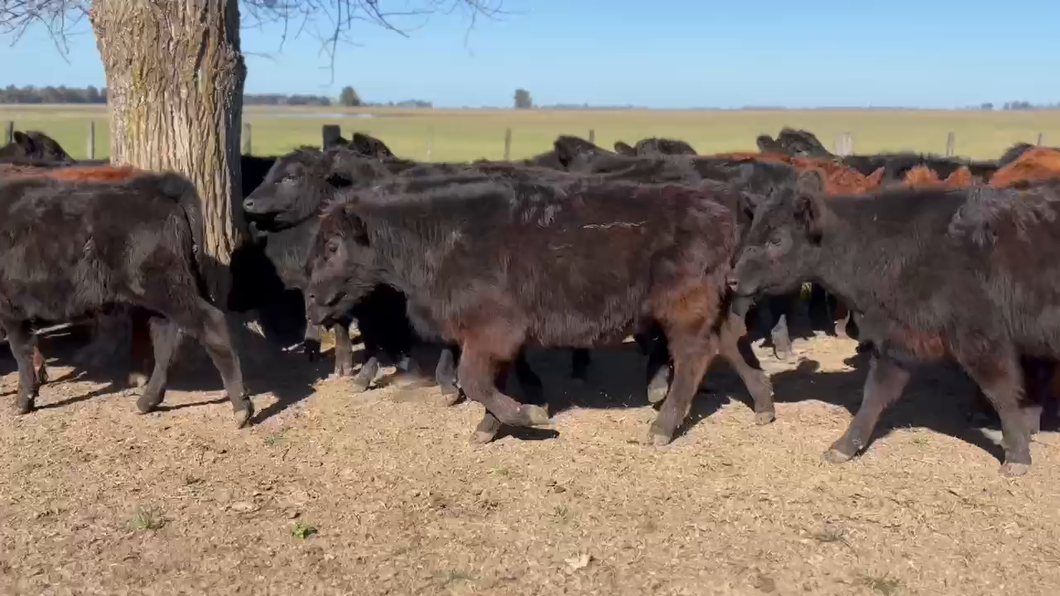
[90,0,246,302]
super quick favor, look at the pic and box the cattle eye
[281,175,296,184]
[766,233,784,248]
[326,239,339,255]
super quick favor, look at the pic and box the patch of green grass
[860,574,902,595]
[291,522,318,540]
[553,504,570,523]
[814,524,848,544]
[263,433,286,447]
[130,505,166,531]
[443,569,473,586]
[3,105,1057,161]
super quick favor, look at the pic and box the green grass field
[2,104,1057,162]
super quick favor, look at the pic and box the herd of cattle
[1,126,1059,478]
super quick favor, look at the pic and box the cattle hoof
[822,448,854,464]
[755,411,776,425]
[649,431,673,447]
[773,347,793,361]
[334,363,354,377]
[523,405,551,427]
[470,429,499,445]
[36,367,48,386]
[136,396,161,414]
[1000,462,1029,477]
[14,401,33,415]
[647,382,668,405]
[350,376,373,393]
[233,406,254,429]
[127,372,149,388]
[438,386,461,407]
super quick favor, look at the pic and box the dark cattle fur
[613,137,697,157]
[349,132,396,159]
[731,171,1060,476]
[760,128,832,158]
[841,153,998,185]
[0,171,252,426]
[547,145,809,359]
[305,171,775,445]
[0,131,75,164]
[998,143,1036,168]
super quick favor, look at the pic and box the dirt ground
[3,323,1060,596]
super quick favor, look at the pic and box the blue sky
[1,0,1057,108]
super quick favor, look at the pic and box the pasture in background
[2,104,1057,162]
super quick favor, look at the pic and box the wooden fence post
[1038,132,1046,147]
[242,122,252,155]
[833,132,854,157]
[87,121,96,160]
[588,129,596,144]
[945,132,955,157]
[503,128,512,161]
[4,121,12,145]
[426,128,434,161]
[322,124,342,149]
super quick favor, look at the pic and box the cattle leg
[645,333,673,405]
[135,317,181,414]
[435,346,461,405]
[31,345,47,387]
[351,355,380,393]
[824,356,910,464]
[168,298,253,428]
[3,319,40,414]
[833,298,852,340]
[570,348,591,382]
[648,332,718,446]
[766,295,793,361]
[955,347,1033,477]
[457,341,550,441]
[127,310,154,388]
[718,313,775,424]
[471,351,548,444]
[302,323,322,362]
[331,321,354,377]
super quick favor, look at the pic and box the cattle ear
[795,170,825,194]
[738,192,763,221]
[351,133,394,159]
[793,193,829,244]
[326,172,353,188]
[342,205,370,247]
[12,131,32,148]
[614,141,635,156]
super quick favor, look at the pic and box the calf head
[349,132,395,159]
[731,171,831,298]
[633,137,697,156]
[0,131,74,163]
[242,148,378,231]
[305,200,382,326]
[553,135,614,170]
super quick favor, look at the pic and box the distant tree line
[0,84,106,104]
[0,84,432,109]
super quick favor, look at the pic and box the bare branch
[241,0,506,85]
[0,1,505,83]
[0,0,88,57]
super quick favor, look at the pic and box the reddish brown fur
[989,147,1060,188]
[713,152,885,195]
[902,165,974,189]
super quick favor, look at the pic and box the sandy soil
[3,324,1060,596]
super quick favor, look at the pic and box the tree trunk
[90,0,246,302]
